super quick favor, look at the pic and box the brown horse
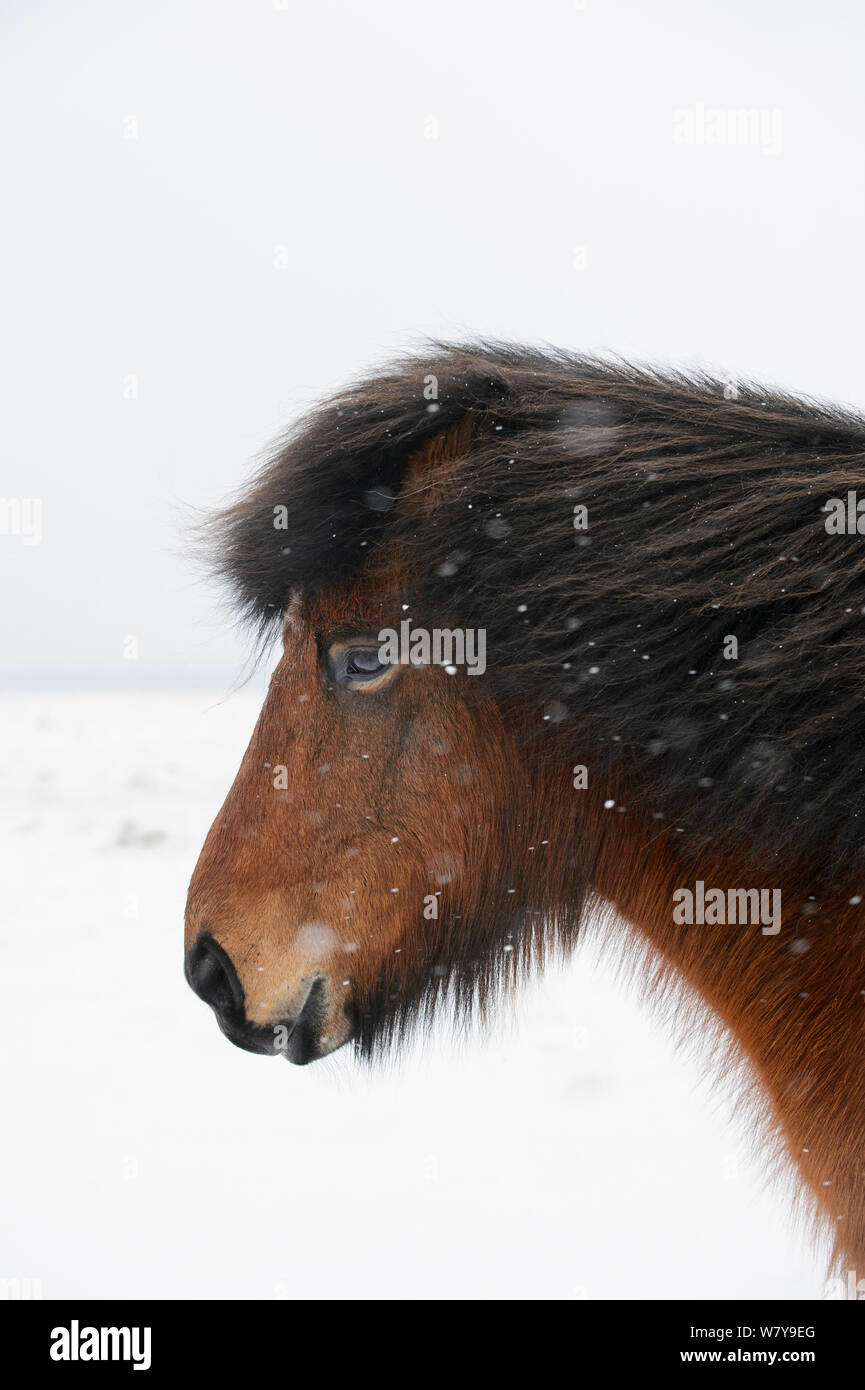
[185,342,865,1273]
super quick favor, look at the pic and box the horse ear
[398,416,474,520]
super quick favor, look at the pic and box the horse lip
[215,1011,279,1056]
[278,975,328,1065]
[277,975,357,1065]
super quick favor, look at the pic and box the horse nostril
[185,933,244,1016]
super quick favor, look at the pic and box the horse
[184,341,865,1274]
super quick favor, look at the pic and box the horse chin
[280,1026,351,1066]
[278,978,357,1065]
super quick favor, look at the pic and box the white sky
[3,0,864,687]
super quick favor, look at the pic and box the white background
[3,0,861,1298]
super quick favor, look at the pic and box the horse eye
[328,643,393,691]
[347,648,384,676]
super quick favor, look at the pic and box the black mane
[209,341,865,875]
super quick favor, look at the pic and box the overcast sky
[3,0,864,688]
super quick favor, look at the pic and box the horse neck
[534,754,865,1272]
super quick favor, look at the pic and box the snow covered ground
[0,692,828,1300]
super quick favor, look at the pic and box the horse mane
[208,340,865,881]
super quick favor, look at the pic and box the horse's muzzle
[184,933,342,1064]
